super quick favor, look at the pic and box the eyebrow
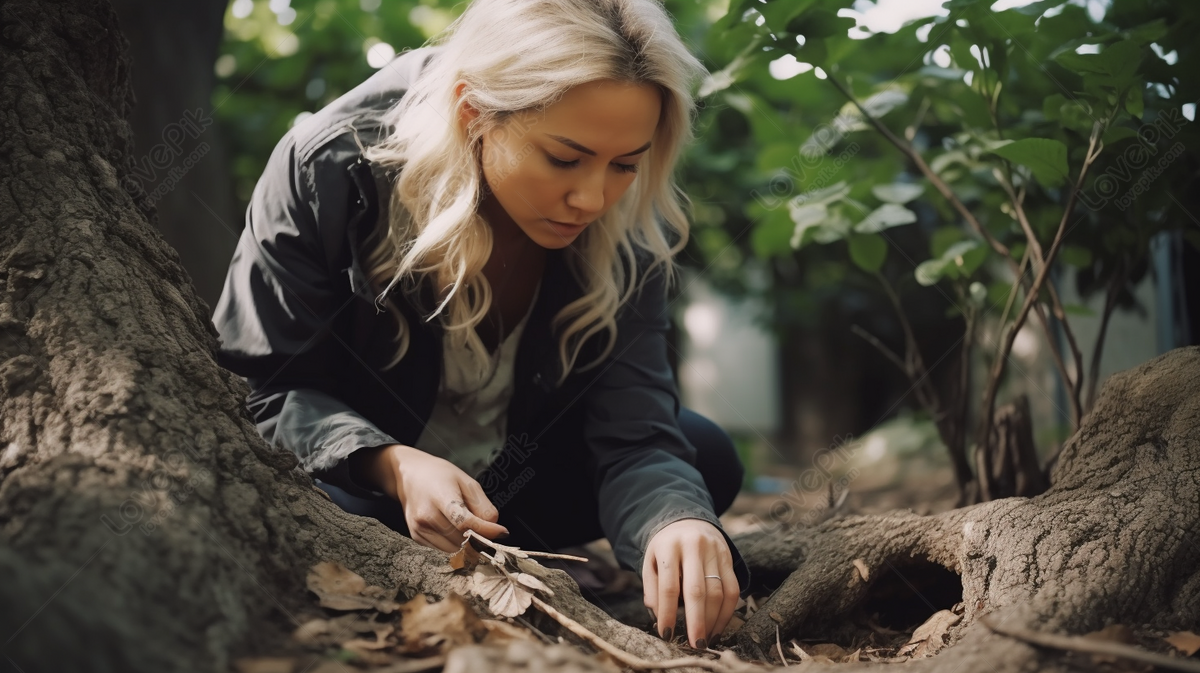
[547,134,652,158]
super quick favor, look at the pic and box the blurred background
[112,0,1200,521]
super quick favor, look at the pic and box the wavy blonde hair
[361,0,707,387]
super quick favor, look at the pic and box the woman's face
[471,79,663,249]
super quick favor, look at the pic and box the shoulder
[287,45,443,168]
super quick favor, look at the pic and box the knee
[679,407,743,514]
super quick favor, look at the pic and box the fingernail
[496,531,510,539]
[666,627,674,642]
[696,638,707,650]
[647,608,656,623]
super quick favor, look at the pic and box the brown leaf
[232,658,295,673]
[292,619,332,645]
[902,609,962,658]
[481,619,535,645]
[1165,631,1200,656]
[305,561,400,613]
[448,541,482,571]
[514,572,554,597]
[472,565,533,618]
[808,643,850,660]
[852,558,870,583]
[398,593,487,655]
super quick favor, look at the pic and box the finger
[713,549,740,642]
[443,498,506,539]
[460,478,502,524]
[682,540,709,649]
[702,547,726,642]
[415,510,462,553]
[642,549,659,621]
[656,547,680,641]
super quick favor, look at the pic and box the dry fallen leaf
[482,618,536,646]
[808,643,850,661]
[398,593,487,655]
[852,558,870,583]
[1165,631,1200,656]
[473,565,534,618]
[448,541,482,571]
[900,609,962,658]
[306,561,400,613]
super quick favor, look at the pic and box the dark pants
[315,406,744,553]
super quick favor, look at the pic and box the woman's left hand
[642,518,740,649]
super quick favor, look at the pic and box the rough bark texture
[0,2,679,672]
[735,345,1200,671]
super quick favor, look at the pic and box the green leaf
[931,227,966,258]
[987,138,1070,188]
[788,203,829,249]
[848,234,888,273]
[915,258,949,286]
[871,182,924,203]
[1063,303,1095,317]
[1125,84,1144,118]
[750,208,796,258]
[853,203,918,233]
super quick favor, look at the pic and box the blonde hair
[362,0,707,387]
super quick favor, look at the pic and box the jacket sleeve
[212,128,395,499]
[582,261,751,596]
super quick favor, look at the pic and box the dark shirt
[211,45,749,594]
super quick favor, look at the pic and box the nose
[565,168,605,215]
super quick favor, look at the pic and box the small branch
[775,625,790,667]
[826,74,1010,259]
[981,616,1200,673]
[996,168,1084,428]
[530,595,742,672]
[465,530,588,562]
[850,325,908,373]
[979,121,1104,454]
[1086,258,1127,412]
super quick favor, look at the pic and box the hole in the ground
[856,558,962,631]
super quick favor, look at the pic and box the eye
[546,153,639,174]
[546,154,578,169]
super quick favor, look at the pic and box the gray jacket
[212,45,749,593]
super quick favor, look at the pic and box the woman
[213,0,750,650]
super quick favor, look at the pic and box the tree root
[733,347,1200,672]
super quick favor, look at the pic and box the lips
[550,220,587,227]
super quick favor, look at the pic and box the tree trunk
[0,2,676,671]
[735,346,1200,671]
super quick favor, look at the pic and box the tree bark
[735,346,1200,671]
[0,2,677,671]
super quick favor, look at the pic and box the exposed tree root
[734,346,1200,671]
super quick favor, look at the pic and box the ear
[453,80,480,135]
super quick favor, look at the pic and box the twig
[995,168,1084,428]
[465,529,589,562]
[1086,257,1127,412]
[978,120,1104,453]
[530,595,738,672]
[981,616,1200,673]
[775,625,790,667]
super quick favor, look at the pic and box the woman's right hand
[350,444,509,552]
